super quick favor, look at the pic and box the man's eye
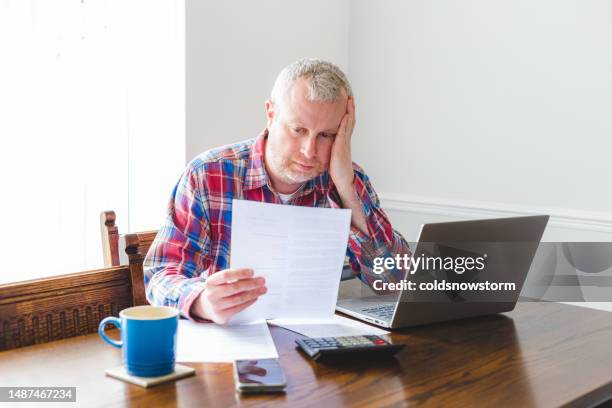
[293,127,305,134]
[319,133,335,139]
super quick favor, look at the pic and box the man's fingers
[337,114,348,138]
[347,98,355,129]
[218,286,267,310]
[206,268,254,286]
[214,277,266,298]
[217,298,258,324]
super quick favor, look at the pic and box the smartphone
[233,359,287,393]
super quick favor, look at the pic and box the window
[0,0,185,284]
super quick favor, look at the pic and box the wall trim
[379,193,612,234]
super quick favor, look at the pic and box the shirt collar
[244,130,268,191]
[244,129,331,195]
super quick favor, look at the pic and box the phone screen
[235,359,286,387]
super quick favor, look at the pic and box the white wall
[348,0,612,242]
[183,1,611,310]
[186,0,350,161]
[183,1,612,240]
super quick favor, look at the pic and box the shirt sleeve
[328,163,411,289]
[144,163,211,321]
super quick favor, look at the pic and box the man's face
[265,78,348,194]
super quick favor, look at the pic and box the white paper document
[176,320,278,363]
[268,314,390,338]
[229,200,352,324]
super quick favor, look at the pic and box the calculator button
[374,339,386,345]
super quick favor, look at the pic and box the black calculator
[295,335,404,361]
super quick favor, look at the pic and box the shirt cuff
[328,173,390,248]
[178,279,209,322]
[349,226,390,260]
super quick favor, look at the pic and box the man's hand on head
[190,268,267,324]
[329,97,356,192]
[328,97,370,236]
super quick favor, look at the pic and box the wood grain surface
[2,302,612,407]
[0,266,134,351]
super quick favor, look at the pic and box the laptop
[336,215,549,329]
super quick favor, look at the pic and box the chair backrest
[123,232,154,308]
[0,265,139,351]
[100,211,158,267]
[100,211,158,310]
[100,210,121,267]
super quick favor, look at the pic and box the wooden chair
[99,210,157,312]
[100,211,157,268]
[0,265,144,352]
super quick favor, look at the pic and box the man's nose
[300,135,317,159]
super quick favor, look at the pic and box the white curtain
[0,0,185,283]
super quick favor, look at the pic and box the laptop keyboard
[361,304,395,320]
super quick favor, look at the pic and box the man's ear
[265,100,275,129]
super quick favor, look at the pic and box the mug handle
[98,317,123,348]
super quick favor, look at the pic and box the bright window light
[0,0,185,284]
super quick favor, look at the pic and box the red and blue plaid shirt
[144,130,411,318]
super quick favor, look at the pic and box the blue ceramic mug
[98,305,179,377]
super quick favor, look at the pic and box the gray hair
[270,58,353,106]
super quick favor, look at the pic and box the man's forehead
[280,79,347,130]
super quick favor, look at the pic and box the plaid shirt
[144,130,411,319]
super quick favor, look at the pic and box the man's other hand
[190,268,267,324]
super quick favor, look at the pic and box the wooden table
[2,302,612,407]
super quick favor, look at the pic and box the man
[144,59,410,324]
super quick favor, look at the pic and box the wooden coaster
[105,364,196,388]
